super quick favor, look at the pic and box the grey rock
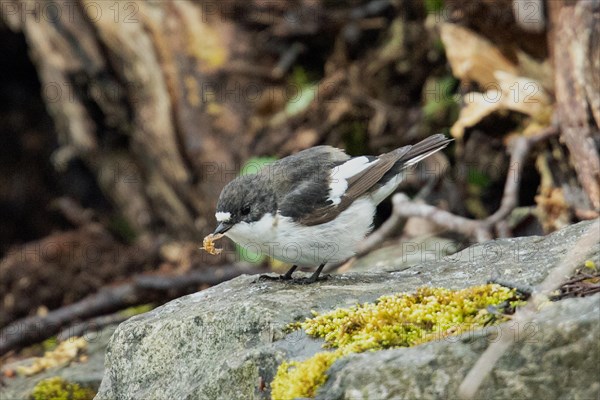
[350,235,457,272]
[96,220,600,400]
[0,325,116,400]
[317,295,600,400]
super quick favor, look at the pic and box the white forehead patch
[215,212,231,222]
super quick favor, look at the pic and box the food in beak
[200,233,224,255]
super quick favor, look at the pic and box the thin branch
[482,136,529,226]
[365,127,560,247]
[0,265,267,355]
[483,127,559,227]
[391,193,491,241]
[457,219,599,399]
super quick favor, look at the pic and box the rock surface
[96,220,600,400]
[317,295,600,399]
[0,325,116,400]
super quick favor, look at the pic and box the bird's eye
[241,205,251,215]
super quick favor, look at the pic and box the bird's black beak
[213,222,232,235]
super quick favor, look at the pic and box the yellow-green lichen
[30,377,95,400]
[271,350,342,399]
[271,284,518,399]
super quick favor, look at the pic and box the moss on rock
[30,377,95,400]
[271,350,342,399]
[271,284,517,399]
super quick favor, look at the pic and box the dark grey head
[213,174,277,235]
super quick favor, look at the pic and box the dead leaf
[451,71,551,138]
[440,23,517,86]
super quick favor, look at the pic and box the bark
[549,0,600,211]
[3,0,258,238]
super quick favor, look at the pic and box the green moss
[282,321,303,334]
[271,350,342,399]
[271,284,517,399]
[30,377,95,400]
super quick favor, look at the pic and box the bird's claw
[256,273,293,282]
[254,273,330,284]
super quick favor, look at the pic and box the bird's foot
[255,264,328,284]
[255,265,298,282]
[257,273,294,282]
[289,264,328,284]
[255,273,330,284]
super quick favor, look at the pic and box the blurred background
[1,0,598,357]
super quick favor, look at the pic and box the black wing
[274,146,349,223]
[278,135,452,226]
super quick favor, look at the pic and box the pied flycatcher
[213,134,452,283]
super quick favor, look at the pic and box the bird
[212,134,452,283]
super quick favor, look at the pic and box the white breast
[225,198,376,267]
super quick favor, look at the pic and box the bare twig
[483,127,559,227]
[457,219,599,399]
[392,193,490,241]
[0,265,267,355]
[375,128,559,245]
[481,136,529,226]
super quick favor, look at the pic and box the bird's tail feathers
[382,134,453,180]
[397,134,453,165]
[368,134,453,205]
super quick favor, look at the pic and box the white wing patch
[328,156,378,205]
[215,212,231,222]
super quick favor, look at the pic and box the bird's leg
[298,263,328,284]
[281,265,298,280]
[258,265,298,281]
